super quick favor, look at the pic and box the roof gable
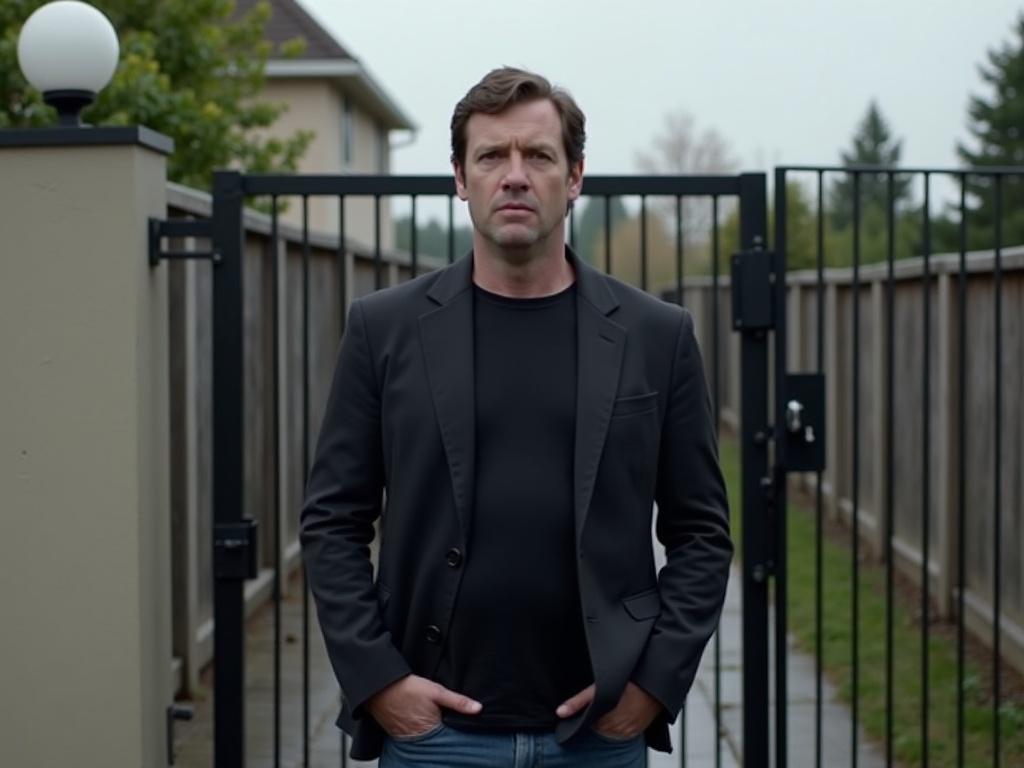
[235,0,354,61]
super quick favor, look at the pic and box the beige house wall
[258,78,394,250]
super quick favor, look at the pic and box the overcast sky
[303,0,1020,184]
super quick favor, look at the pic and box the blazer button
[425,624,442,644]
[445,547,463,568]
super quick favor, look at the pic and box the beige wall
[258,77,394,250]
[0,143,172,766]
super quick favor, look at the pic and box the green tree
[719,181,820,273]
[0,0,312,189]
[829,101,912,230]
[957,12,1024,248]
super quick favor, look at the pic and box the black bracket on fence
[731,248,776,331]
[213,519,259,580]
[148,216,221,267]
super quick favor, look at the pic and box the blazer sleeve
[299,298,411,718]
[631,308,733,721]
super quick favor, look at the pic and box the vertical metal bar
[301,194,311,768]
[211,170,246,768]
[339,196,347,335]
[737,172,770,768]
[679,705,687,768]
[851,171,861,768]
[448,195,456,264]
[604,195,612,275]
[710,192,722,768]
[569,203,577,249]
[921,173,932,768]
[675,195,683,305]
[410,195,418,279]
[956,173,967,768]
[374,194,383,290]
[772,168,789,768]
[337,191,349,768]
[640,196,648,291]
[816,169,826,768]
[770,169,790,768]
[885,172,896,768]
[992,173,1003,768]
[271,196,282,768]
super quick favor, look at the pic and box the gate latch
[782,373,826,472]
[213,519,259,580]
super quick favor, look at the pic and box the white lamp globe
[17,1,120,125]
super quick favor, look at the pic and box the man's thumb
[556,684,595,718]
[432,683,483,715]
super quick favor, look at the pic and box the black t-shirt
[437,281,593,731]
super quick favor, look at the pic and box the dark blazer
[300,248,732,760]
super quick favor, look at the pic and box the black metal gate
[198,164,1024,767]
[198,169,795,767]
[765,165,1022,768]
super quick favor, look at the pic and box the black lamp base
[42,89,96,126]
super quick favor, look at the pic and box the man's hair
[450,67,586,170]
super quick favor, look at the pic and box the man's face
[454,99,583,255]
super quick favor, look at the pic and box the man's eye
[479,151,497,160]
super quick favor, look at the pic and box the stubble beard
[473,210,558,267]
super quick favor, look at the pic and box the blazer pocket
[611,391,658,418]
[623,588,661,621]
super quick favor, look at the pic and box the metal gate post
[211,170,250,768]
[734,173,771,768]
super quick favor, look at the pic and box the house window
[342,98,354,168]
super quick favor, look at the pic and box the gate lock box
[782,373,825,472]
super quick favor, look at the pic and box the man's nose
[501,154,529,191]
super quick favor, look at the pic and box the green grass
[717,433,1024,768]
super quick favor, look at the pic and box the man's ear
[453,162,469,201]
[567,158,584,203]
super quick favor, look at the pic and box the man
[300,67,732,767]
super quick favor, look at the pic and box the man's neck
[471,238,576,298]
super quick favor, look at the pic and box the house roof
[236,0,353,60]
[236,0,415,131]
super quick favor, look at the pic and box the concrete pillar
[0,127,173,768]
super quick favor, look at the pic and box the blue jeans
[379,723,647,767]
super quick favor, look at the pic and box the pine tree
[957,12,1024,248]
[829,101,911,230]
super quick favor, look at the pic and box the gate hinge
[148,216,221,266]
[731,248,777,331]
[213,519,259,580]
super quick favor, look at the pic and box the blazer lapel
[570,250,625,546]
[419,255,476,543]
